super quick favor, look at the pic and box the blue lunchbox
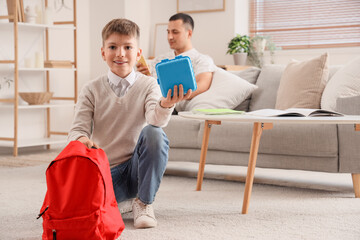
[155,56,197,97]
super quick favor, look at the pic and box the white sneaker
[118,198,134,214]
[132,198,157,229]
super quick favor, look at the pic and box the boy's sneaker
[132,198,157,229]
[118,198,134,214]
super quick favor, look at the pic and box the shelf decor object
[19,92,53,105]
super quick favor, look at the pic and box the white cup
[35,52,44,68]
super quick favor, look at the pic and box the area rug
[0,161,360,240]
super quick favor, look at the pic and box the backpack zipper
[53,229,57,240]
[37,206,49,219]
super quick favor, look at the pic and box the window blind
[250,0,360,49]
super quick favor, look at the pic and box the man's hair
[102,18,140,45]
[169,13,194,31]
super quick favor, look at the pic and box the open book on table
[246,108,344,117]
[192,108,245,115]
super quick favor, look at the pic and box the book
[192,108,245,115]
[246,108,344,117]
[44,60,73,68]
[137,55,150,75]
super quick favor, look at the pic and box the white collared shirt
[107,69,137,97]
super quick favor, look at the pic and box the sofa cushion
[205,121,338,158]
[175,67,258,112]
[163,115,202,148]
[248,64,286,111]
[321,57,360,111]
[230,67,261,111]
[275,53,329,110]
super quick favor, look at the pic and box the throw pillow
[275,53,329,110]
[230,67,261,111]
[230,67,261,85]
[175,67,258,112]
[321,57,360,111]
[248,64,286,111]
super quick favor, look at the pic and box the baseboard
[165,161,354,192]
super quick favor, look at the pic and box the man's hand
[136,62,151,76]
[77,136,100,149]
[160,84,192,108]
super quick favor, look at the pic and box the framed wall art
[177,0,225,14]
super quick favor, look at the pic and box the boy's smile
[101,33,141,78]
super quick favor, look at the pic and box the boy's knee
[141,125,169,147]
[142,125,167,140]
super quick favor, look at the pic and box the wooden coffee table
[179,112,360,214]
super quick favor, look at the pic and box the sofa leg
[352,173,360,198]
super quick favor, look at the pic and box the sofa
[163,54,360,195]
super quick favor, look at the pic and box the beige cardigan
[68,72,173,167]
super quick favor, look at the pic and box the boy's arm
[144,79,173,127]
[144,78,191,127]
[67,85,95,144]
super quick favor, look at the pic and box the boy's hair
[102,18,140,45]
[169,13,194,31]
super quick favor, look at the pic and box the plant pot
[233,53,247,65]
[253,39,266,52]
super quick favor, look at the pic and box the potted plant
[0,76,13,90]
[226,34,250,65]
[248,35,278,68]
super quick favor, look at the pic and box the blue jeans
[111,125,169,204]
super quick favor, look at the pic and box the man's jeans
[111,125,169,205]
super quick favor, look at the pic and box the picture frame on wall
[153,23,171,58]
[177,0,225,14]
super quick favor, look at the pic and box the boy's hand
[77,136,100,149]
[136,62,151,76]
[160,84,192,108]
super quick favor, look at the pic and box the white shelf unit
[0,0,77,156]
[0,103,76,109]
[0,136,68,148]
[18,67,76,71]
[0,22,76,30]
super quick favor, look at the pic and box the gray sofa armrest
[336,95,360,173]
[336,96,360,115]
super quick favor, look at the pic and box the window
[250,0,360,49]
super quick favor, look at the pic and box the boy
[67,18,191,229]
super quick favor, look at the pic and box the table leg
[196,120,221,191]
[242,122,273,214]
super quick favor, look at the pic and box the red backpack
[38,141,124,239]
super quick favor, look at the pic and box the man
[137,13,215,101]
